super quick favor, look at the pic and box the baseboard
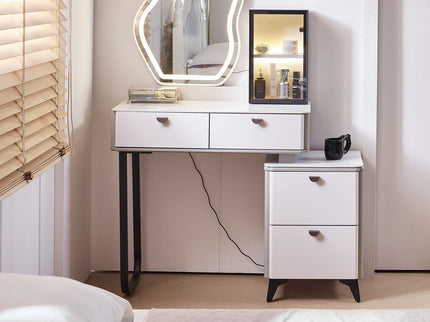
[375,270,430,273]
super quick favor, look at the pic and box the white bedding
[133,309,150,322]
[135,308,430,322]
[0,273,133,322]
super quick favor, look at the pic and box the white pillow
[188,42,233,66]
[0,273,133,322]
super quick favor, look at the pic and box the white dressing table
[111,100,310,294]
[111,101,362,303]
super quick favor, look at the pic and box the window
[0,0,72,201]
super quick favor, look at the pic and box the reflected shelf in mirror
[253,54,304,63]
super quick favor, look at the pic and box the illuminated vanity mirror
[134,0,243,85]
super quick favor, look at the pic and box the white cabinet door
[115,112,209,149]
[268,226,358,279]
[268,172,358,225]
[210,114,304,150]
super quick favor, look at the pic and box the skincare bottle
[254,69,266,99]
[269,63,277,98]
[292,71,301,99]
[278,68,289,99]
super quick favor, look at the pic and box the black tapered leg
[340,279,361,302]
[267,279,288,302]
[119,152,142,295]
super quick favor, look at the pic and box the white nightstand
[264,151,363,302]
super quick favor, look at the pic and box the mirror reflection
[134,0,242,85]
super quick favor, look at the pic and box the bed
[137,308,430,322]
[2,274,430,322]
[0,273,133,322]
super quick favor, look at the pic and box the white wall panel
[219,153,265,274]
[0,169,57,275]
[376,0,430,269]
[0,178,41,274]
[39,168,55,275]
[141,153,221,272]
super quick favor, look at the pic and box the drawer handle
[309,176,320,183]
[156,117,168,123]
[251,118,263,124]
[308,230,320,237]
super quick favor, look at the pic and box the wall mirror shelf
[249,10,308,104]
[134,0,243,86]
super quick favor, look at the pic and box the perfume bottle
[292,71,301,99]
[254,69,266,99]
[278,68,289,99]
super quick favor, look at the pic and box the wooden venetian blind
[0,0,72,201]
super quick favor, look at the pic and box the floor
[86,272,430,309]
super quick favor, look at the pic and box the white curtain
[183,0,208,61]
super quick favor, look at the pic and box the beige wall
[65,0,94,281]
[91,0,153,271]
[54,0,94,281]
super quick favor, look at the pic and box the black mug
[324,134,351,160]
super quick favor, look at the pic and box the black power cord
[188,153,264,268]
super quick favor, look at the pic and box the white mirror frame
[134,0,243,86]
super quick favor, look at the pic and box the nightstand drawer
[268,226,358,279]
[114,112,209,148]
[268,171,358,225]
[210,114,304,150]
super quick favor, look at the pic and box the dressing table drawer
[268,225,358,279]
[268,171,358,225]
[209,114,304,150]
[114,112,209,148]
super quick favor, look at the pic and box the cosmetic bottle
[254,69,266,99]
[292,71,301,99]
[278,68,289,99]
[269,63,277,98]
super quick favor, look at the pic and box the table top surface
[265,151,363,170]
[113,100,311,114]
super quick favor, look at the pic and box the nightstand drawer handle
[156,117,168,123]
[309,230,320,237]
[309,176,320,182]
[252,118,263,124]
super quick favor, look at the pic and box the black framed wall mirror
[249,10,308,104]
[134,0,243,86]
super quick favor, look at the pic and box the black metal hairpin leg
[119,152,142,295]
[340,279,361,302]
